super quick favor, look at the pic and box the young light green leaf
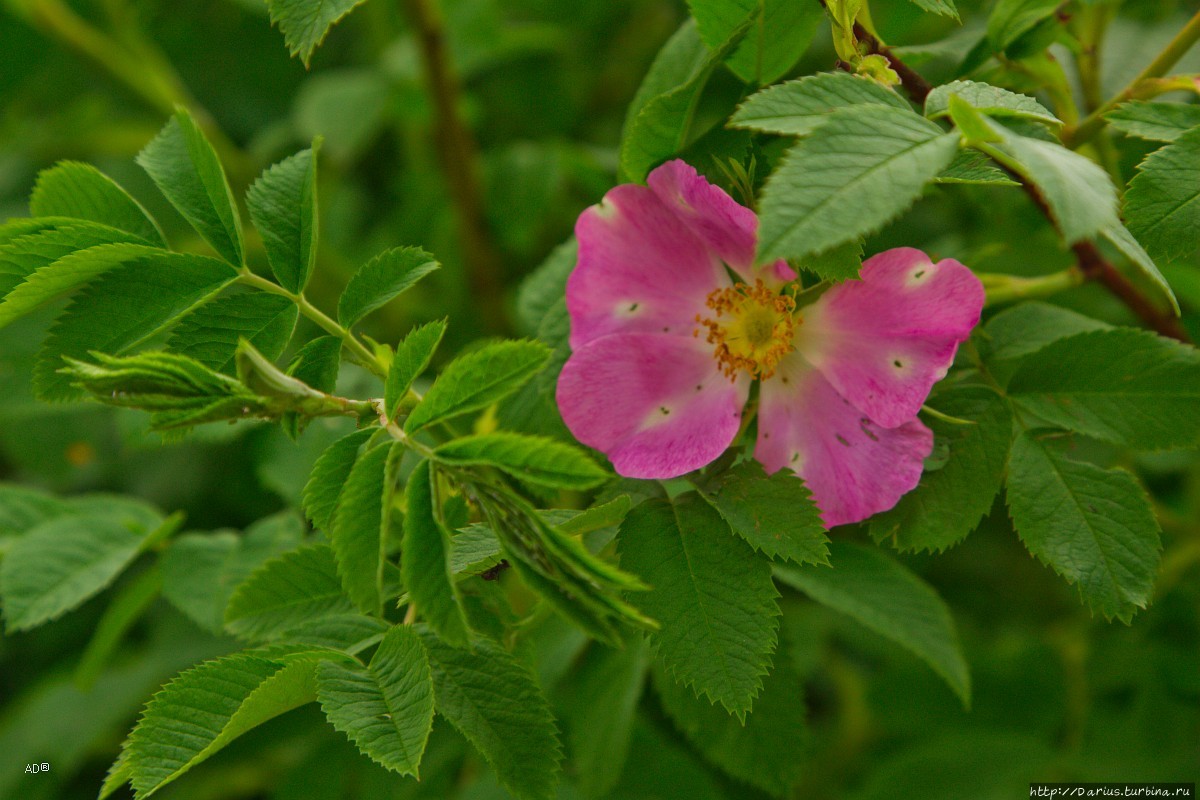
[402,460,470,647]
[1098,223,1179,316]
[337,247,439,327]
[618,494,780,716]
[384,319,446,421]
[421,631,563,800]
[266,0,369,67]
[432,432,607,491]
[653,648,808,796]
[871,388,1012,553]
[34,254,238,400]
[247,145,319,293]
[1006,431,1161,622]
[1125,125,1200,264]
[137,110,244,266]
[1105,101,1200,143]
[757,105,960,262]
[620,19,748,182]
[565,640,648,798]
[302,428,376,532]
[1008,328,1200,450]
[687,0,823,85]
[1,510,164,632]
[775,541,970,705]
[224,544,357,640]
[404,340,550,433]
[925,80,1059,126]
[30,162,166,246]
[707,461,829,565]
[992,125,1119,244]
[169,292,298,375]
[317,625,434,776]
[730,71,910,136]
[126,651,342,797]
[331,441,400,615]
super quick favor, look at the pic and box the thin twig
[852,23,932,105]
[401,0,509,334]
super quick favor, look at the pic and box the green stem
[978,268,1084,307]
[236,271,386,376]
[1065,9,1200,148]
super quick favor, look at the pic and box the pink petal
[646,160,795,284]
[796,247,984,428]
[557,333,748,479]
[568,181,729,349]
[755,358,933,527]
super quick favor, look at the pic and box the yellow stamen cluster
[696,280,797,381]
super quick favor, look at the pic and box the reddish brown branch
[853,23,932,105]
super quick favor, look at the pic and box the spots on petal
[904,261,936,288]
[593,198,618,219]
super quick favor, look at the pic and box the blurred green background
[0,0,1197,797]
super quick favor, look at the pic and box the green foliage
[757,106,960,262]
[421,631,563,800]
[330,441,401,615]
[706,461,829,564]
[905,0,958,17]
[1008,328,1200,450]
[433,432,607,491]
[317,625,435,776]
[871,388,1012,553]
[618,494,779,716]
[1105,101,1200,143]
[1125,125,1200,264]
[986,0,1060,51]
[563,641,648,797]
[402,460,470,647]
[29,162,165,246]
[686,0,822,85]
[224,544,357,640]
[302,428,376,532]
[775,542,970,705]
[336,246,440,327]
[246,145,320,293]
[169,292,299,375]
[266,0,369,67]
[404,340,550,433]
[731,71,909,136]
[384,319,447,421]
[924,80,1059,126]
[1100,222,1180,316]
[1006,432,1161,623]
[136,110,244,266]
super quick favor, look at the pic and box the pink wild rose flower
[556,160,984,526]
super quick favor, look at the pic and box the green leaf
[757,106,960,262]
[870,388,1012,553]
[707,461,828,565]
[618,494,779,716]
[337,247,439,327]
[653,648,808,796]
[981,301,1111,386]
[30,162,166,246]
[247,145,319,293]
[775,541,970,705]
[126,651,341,797]
[935,149,1019,185]
[515,238,577,337]
[1006,431,1161,622]
[272,613,388,654]
[1,509,164,632]
[1125,125,1200,264]
[287,334,342,394]
[0,232,156,316]
[794,238,863,282]
[421,631,563,800]
[0,483,70,538]
[565,640,648,798]
[34,252,238,400]
[620,19,748,182]
[1105,101,1200,143]
[687,0,823,85]
[448,524,503,578]
[302,428,376,532]
[137,110,244,266]
[402,461,471,647]
[986,0,1059,51]
[433,432,607,491]
[992,125,1119,245]
[331,441,400,615]
[74,565,162,690]
[169,292,298,375]
[266,0,369,67]
[161,513,304,632]
[925,80,1059,126]
[730,71,909,136]
[1008,328,1200,450]
[404,340,550,433]
[224,544,357,640]
[317,625,434,776]
[384,319,446,421]
[904,0,958,17]
[1100,222,1179,315]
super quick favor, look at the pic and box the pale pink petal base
[557,333,749,479]
[756,357,934,527]
[797,247,984,428]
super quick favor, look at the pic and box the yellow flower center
[696,280,797,381]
